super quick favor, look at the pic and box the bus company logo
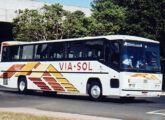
[0,62,79,93]
[59,62,93,71]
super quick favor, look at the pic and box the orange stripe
[29,78,42,82]
[53,87,65,91]
[43,72,51,76]
[33,82,46,86]
[48,83,61,87]
[34,63,41,69]
[0,64,25,78]
[43,77,57,82]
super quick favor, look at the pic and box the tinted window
[2,47,9,61]
[67,41,84,59]
[48,42,65,59]
[22,45,34,60]
[84,40,104,59]
[109,41,120,68]
[34,42,65,60]
[34,44,49,59]
[9,46,21,61]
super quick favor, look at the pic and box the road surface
[0,87,165,120]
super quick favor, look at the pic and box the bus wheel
[18,77,27,94]
[89,82,102,101]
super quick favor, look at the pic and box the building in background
[0,0,91,43]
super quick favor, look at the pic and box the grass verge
[0,112,70,120]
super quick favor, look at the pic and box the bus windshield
[121,41,161,72]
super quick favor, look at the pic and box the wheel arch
[18,75,27,82]
[86,77,102,94]
[17,75,28,89]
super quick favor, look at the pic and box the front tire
[18,77,27,94]
[88,82,102,101]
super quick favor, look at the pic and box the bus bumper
[120,89,162,97]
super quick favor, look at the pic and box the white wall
[0,0,91,22]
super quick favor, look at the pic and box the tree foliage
[13,9,44,41]
[41,4,67,40]
[63,10,90,38]
[90,0,126,35]
[13,4,91,41]
[13,1,165,44]
[114,0,165,41]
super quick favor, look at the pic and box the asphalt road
[0,87,165,120]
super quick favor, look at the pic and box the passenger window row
[2,39,104,61]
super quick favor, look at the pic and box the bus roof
[1,35,159,46]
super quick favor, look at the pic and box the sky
[37,0,93,8]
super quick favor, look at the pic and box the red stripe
[2,43,8,46]
[43,72,51,76]
[33,82,46,86]
[29,78,42,81]
[34,63,41,69]
[48,83,61,87]
[43,77,57,82]
[0,64,25,78]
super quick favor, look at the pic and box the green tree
[13,9,44,41]
[63,10,90,38]
[90,0,126,35]
[113,0,165,61]
[41,4,67,40]
[113,0,165,41]
[12,4,91,41]
[13,4,67,41]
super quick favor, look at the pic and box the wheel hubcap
[19,81,25,91]
[91,85,101,99]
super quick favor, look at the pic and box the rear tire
[18,77,27,94]
[88,82,102,101]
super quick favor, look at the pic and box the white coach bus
[0,35,162,100]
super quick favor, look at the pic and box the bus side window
[104,44,110,65]
[48,42,64,59]
[34,45,40,59]
[109,41,120,68]
[2,47,9,61]
[34,44,49,60]
[8,46,21,61]
[67,41,84,59]
[84,40,104,59]
[22,45,34,60]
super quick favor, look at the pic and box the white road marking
[147,109,165,116]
